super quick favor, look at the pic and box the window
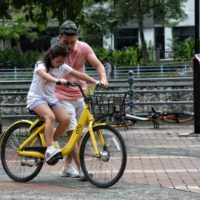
[173,26,195,42]
[114,28,138,49]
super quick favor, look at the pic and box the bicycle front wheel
[80,125,127,188]
[1,121,44,182]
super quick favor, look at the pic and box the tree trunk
[0,39,11,51]
[15,39,23,55]
[137,1,149,65]
[138,22,149,65]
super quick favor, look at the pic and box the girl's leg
[33,104,56,147]
[53,106,71,141]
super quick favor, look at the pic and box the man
[55,20,108,180]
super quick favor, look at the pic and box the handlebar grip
[56,80,77,86]
[56,80,62,85]
[64,81,80,87]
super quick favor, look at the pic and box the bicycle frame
[16,101,105,160]
[61,103,105,158]
[1,82,128,188]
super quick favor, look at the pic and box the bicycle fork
[87,114,106,158]
[88,121,101,158]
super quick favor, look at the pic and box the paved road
[1,124,200,200]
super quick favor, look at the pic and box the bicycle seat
[28,109,39,115]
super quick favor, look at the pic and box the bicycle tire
[1,121,44,182]
[80,125,127,188]
[162,113,193,123]
[113,118,137,127]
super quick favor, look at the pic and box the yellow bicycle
[0,82,127,188]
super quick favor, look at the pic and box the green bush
[172,37,194,61]
[22,51,41,68]
[0,48,23,68]
[0,48,41,68]
[93,48,111,64]
[93,46,140,67]
[0,41,194,69]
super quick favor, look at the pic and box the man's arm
[87,56,108,86]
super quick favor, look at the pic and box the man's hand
[100,78,109,87]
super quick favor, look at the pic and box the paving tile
[121,124,200,193]
[2,124,200,199]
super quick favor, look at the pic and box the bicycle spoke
[1,121,44,182]
[80,125,127,188]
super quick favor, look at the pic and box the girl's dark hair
[42,44,68,72]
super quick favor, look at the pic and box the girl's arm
[70,69,97,83]
[37,69,66,84]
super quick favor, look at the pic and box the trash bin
[193,54,200,133]
[0,112,2,135]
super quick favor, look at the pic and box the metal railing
[0,62,193,80]
[0,72,193,119]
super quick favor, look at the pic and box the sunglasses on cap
[60,26,78,35]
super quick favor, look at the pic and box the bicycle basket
[91,93,126,122]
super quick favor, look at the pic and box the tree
[80,1,118,47]
[0,0,88,52]
[0,0,107,25]
[0,0,107,51]
[0,13,38,54]
[114,0,188,65]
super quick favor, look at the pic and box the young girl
[27,44,97,163]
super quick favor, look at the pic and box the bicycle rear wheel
[80,125,127,188]
[1,121,44,182]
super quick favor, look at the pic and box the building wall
[163,0,194,51]
[142,28,155,47]
[106,0,195,58]
[178,0,194,26]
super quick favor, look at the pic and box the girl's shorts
[28,98,59,111]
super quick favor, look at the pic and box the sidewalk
[1,123,200,199]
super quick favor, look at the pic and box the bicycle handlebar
[64,81,86,98]
[64,81,81,87]
[63,81,103,99]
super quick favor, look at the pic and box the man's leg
[59,98,84,178]
[64,131,81,169]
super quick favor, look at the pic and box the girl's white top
[27,61,72,108]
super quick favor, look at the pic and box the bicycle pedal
[46,152,63,166]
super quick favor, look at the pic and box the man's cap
[59,20,78,35]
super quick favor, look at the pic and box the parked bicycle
[92,90,193,129]
[0,82,127,188]
[125,106,193,128]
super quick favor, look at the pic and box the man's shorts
[59,98,84,131]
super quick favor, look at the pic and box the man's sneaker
[60,164,79,178]
[79,168,86,181]
[45,146,61,162]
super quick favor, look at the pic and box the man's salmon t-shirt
[55,41,97,101]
